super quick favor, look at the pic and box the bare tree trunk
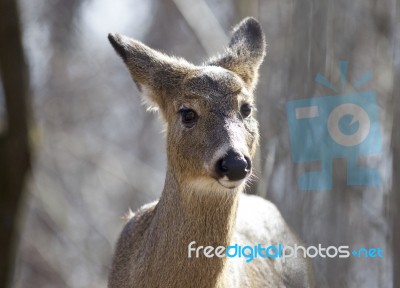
[392,1,400,283]
[0,0,31,286]
[392,87,400,288]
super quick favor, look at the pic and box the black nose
[216,150,251,181]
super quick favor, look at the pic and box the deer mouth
[217,176,247,189]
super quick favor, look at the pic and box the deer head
[108,17,266,193]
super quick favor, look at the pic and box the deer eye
[240,103,252,118]
[179,108,198,127]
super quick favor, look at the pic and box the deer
[107,17,314,288]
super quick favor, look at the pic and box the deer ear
[108,33,192,110]
[207,17,266,91]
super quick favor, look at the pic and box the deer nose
[216,150,251,181]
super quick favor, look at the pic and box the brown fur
[107,18,314,288]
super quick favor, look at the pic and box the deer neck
[159,171,239,241]
[146,169,241,286]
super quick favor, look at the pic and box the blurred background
[0,0,399,287]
